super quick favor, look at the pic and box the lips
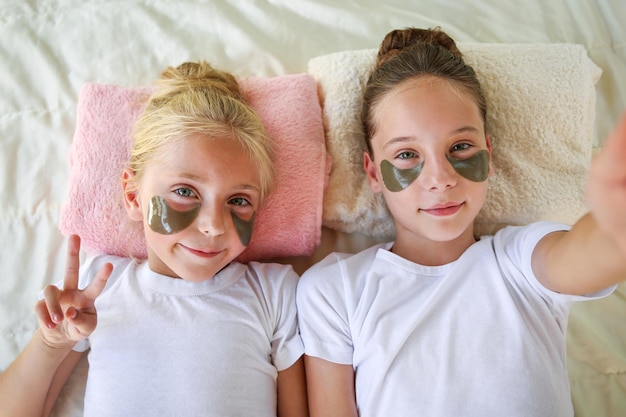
[420,202,463,217]
[180,244,221,258]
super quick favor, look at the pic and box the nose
[196,202,226,237]
[420,154,457,191]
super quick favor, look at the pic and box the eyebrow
[382,126,481,150]
[175,173,261,192]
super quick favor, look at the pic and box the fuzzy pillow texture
[59,74,328,262]
[309,43,602,239]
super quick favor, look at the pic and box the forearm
[0,329,75,417]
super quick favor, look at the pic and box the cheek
[467,181,490,213]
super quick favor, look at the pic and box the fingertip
[65,307,78,320]
[35,301,57,330]
[97,263,114,285]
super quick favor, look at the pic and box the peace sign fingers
[36,235,113,346]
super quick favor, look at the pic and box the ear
[363,151,383,193]
[122,168,143,222]
[485,134,495,178]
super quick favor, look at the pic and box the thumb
[593,112,626,180]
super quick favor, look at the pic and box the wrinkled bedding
[0,1,624,416]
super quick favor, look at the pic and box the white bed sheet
[0,1,624,416]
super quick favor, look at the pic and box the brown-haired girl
[297,27,626,417]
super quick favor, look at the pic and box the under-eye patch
[148,196,200,235]
[380,149,489,192]
[231,211,255,246]
[380,159,425,192]
[446,150,489,182]
[148,196,255,244]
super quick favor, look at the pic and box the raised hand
[34,234,113,348]
[587,112,626,255]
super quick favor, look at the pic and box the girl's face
[124,134,262,281]
[364,77,492,257]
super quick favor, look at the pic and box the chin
[403,221,474,244]
[432,223,475,243]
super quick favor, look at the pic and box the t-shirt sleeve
[498,221,617,305]
[258,263,305,371]
[296,253,355,365]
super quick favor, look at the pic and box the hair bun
[156,61,242,101]
[377,27,461,67]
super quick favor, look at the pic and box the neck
[391,226,477,266]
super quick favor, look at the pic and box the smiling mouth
[181,244,222,258]
[420,203,463,217]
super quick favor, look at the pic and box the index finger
[63,234,82,291]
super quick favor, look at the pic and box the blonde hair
[127,61,274,199]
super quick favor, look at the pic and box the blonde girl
[0,61,308,417]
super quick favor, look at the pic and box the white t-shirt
[73,256,303,417]
[296,221,615,417]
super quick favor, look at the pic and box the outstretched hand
[34,234,113,349]
[587,112,626,255]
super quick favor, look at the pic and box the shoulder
[245,261,298,283]
[304,243,387,275]
[298,243,388,296]
[237,261,300,298]
[494,221,570,241]
[492,221,570,256]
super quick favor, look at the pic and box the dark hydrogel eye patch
[380,149,489,191]
[231,211,255,246]
[380,159,424,192]
[147,196,255,246]
[148,196,200,235]
[446,150,489,182]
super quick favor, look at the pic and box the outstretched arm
[304,355,358,417]
[0,235,112,417]
[533,113,626,295]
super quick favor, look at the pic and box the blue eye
[396,151,418,160]
[229,197,251,207]
[174,188,195,198]
[450,143,471,153]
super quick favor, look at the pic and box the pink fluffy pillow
[59,74,328,262]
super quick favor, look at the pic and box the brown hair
[127,61,274,199]
[362,27,487,154]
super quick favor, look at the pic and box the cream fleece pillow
[309,43,601,239]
